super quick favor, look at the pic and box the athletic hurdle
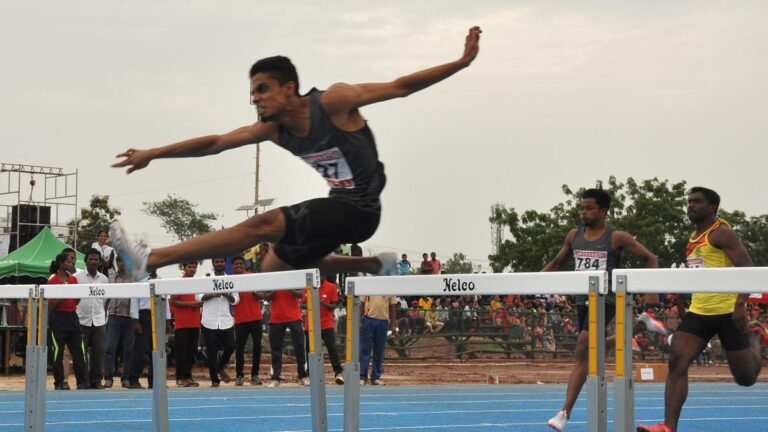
[36,281,151,431]
[2,285,38,432]
[343,271,609,432]
[151,269,327,432]
[613,267,768,432]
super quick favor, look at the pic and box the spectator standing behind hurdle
[397,254,412,275]
[359,295,397,385]
[197,257,239,387]
[91,230,116,279]
[48,252,88,390]
[104,256,134,388]
[301,274,345,385]
[419,253,433,275]
[75,248,109,389]
[170,262,202,388]
[231,255,265,386]
[127,271,172,390]
[263,287,309,387]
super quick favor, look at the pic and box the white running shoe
[266,380,280,388]
[375,252,398,276]
[638,312,668,335]
[547,410,568,431]
[334,373,345,385]
[299,377,310,387]
[109,220,150,282]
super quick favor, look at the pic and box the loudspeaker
[8,205,51,252]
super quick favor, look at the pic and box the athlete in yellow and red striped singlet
[638,187,763,432]
[685,218,736,315]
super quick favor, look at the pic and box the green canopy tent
[0,227,85,281]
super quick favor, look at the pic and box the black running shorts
[273,197,380,268]
[576,303,617,334]
[676,311,751,351]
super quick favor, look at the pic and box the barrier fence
[12,266,768,432]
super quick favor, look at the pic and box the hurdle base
[343,361,360,432]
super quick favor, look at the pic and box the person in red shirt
[232,256,265,386]
[302,274,344,385]
[263,286,307,387]
[48,252,88,390]
[170,262,202,387]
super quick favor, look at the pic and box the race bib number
[686,257,704,268]
[301,147,356,189]
[573,250,607,271]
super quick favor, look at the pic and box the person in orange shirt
[302,274,344,385]
[232,256,265,386]
[170,262,202,388]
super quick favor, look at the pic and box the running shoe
[639,312,668,335]
[235,376,244,386]
[109,220,150,282]
[266,380,280,388]
[299,377,310,386]
[335,373,345,385]
[636,423,673,432]
[375,252,399,276]
[749,320,768,344]
[547,410,568,431]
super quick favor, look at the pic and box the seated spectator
[424,303,445,333]
[417,296,432,318]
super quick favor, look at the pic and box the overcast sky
[2,1,767,274]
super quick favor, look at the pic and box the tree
[443,252,479,274]
[67,195,121,252]
[720,210,768,266]
[142,194,218,242]
[488,177,690,272]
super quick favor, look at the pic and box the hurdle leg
[36,298,48,432]
[151,288,169,432]
[586,275,607,432]
[23,291,38,432]
[307,277,329,432]
[614,275,634,432]
[343,285,360,432]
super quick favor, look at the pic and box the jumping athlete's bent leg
[150,209,285,268]
[315,253,397,276]
[111,209,286,279]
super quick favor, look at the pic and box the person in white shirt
[75,248,109,389]
[91,230,116,279]
[197,258,239,387]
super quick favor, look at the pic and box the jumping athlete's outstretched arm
[321,26,482,115]
[542,229,577,272]
[112,122,277,174]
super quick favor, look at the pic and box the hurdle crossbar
[152,269,320,295]
[613,266,768,432]
[345,271,608,296]
[42,282,150,299]
[345,270,608,432]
